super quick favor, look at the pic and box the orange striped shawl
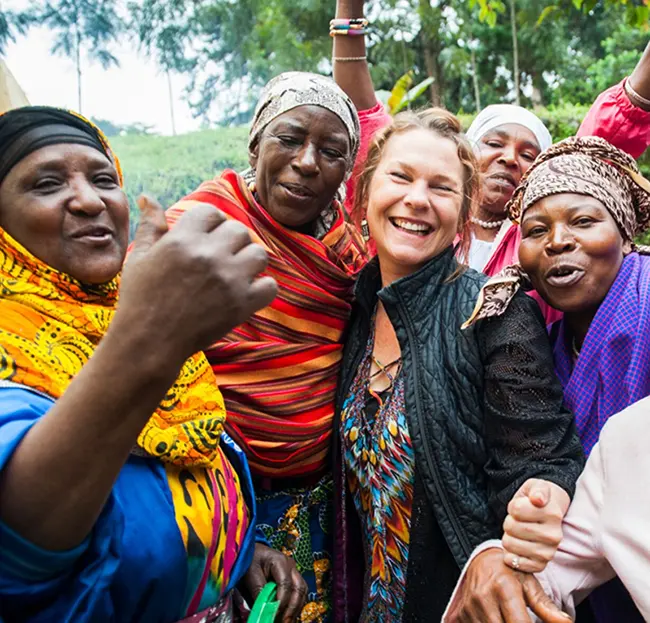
[165,170,368,478]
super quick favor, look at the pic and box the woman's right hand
[116,196,277,366]
[444,548,571,623]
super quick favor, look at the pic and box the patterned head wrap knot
[247,71,361,178]
[463,136,650,329]
[508,136,650,242]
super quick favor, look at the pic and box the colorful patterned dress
[340,329,415,622]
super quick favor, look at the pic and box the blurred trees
[1,0,647,124]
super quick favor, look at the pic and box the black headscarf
[0,107,112,185]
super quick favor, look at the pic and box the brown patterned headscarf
[463,136,650,329]
[509,136,650,240]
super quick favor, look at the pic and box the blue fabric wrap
[0,387,257,623]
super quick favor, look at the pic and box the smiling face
[475,123,541,216]
[251,105,351,230]
[366,128,466,283]
[0,143,130,284]
[519,192,628,315]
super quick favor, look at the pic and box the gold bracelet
[332,55,367,62]
[625,78,650,109]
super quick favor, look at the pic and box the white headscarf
[466,104,552,152]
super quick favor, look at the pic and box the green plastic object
[248,582,281,623]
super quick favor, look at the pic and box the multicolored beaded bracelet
[329,17,369,36]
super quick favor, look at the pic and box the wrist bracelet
[329,17,369,37]
[332,55,368,62]
[625,78,650,109]
[330,18,368,26]
[330,29,367,36]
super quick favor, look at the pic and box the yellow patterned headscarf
[0,121,227,469]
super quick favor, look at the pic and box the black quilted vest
[334,248,566,621]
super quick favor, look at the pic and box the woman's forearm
[0,316,183,551]
[0,198,277,553]
[627,42,650,111]
[333,0,377,111]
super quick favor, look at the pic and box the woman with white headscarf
[164,71,368,623]
[331,0,650,285]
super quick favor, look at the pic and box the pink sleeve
[577,79,650,159]
[344,101,392,218]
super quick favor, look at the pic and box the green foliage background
[113,105,650,243]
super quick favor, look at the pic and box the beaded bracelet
[330,18,369,26]
[624,78,650,110]
[329,17,369,36]
[332,55,368,62]
[330,30,367,37]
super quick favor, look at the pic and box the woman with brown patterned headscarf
[448,135,650,623]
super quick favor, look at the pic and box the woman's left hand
[502,479,571,573]
[242,544,307,622]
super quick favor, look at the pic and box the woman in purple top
[454,135,650,623]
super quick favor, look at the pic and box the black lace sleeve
[477,291,585,523]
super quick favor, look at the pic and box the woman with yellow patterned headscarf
[0,106,287,623]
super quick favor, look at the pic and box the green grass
[110,126,250,237]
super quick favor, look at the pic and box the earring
[361,219,370,241]
[248,181,256,194]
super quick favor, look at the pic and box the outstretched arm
[333,0,377,111]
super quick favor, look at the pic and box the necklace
[370,355,402,380]
[571,337,581,360]
[470,216,506,229]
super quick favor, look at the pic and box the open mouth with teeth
[389,217,432,236]
[545,265,585,287]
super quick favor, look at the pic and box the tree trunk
[423,47,442,106]
[509,0,520,105]
[418,0,444,107]
[75,19,82,113]
[530,71,544,106]
[166,70,176,136]
[470,47,481,111]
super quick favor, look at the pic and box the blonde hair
[353,107,479,265]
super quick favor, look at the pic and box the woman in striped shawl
[165,72,367,623]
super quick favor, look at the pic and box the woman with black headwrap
[0,106,298,623]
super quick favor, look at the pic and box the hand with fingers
[117,195,277,368]
[241,544,308,623]
[502,479,571,574]
[444,548,572,623]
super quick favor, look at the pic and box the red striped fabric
[166,170,367,477]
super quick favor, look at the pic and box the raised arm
[626,40,650,111]
[333,0,377,111]
[0,198,275,551]
[577,41,650,158]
